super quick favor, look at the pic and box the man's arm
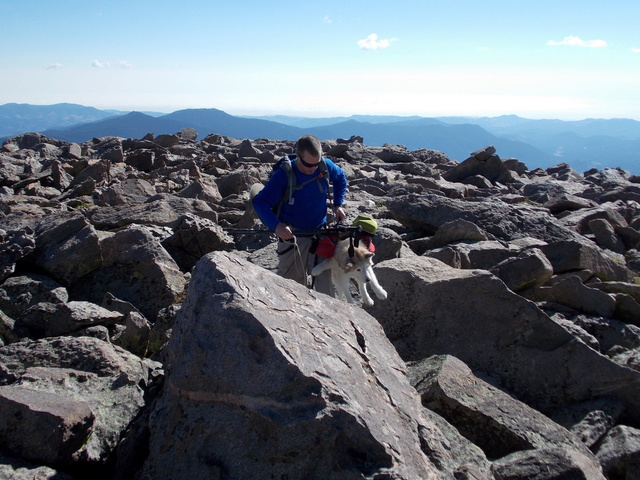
[252,170,296,240]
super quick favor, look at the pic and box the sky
[1,0,639,120]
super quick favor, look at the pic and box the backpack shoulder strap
[318,157,332,206]
[279,155,296,206]
[272,155,296,218]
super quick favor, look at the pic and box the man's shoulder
[323,157,345,174]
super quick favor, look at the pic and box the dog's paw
[310,265,321,277]
[375,288,388,300]
[362,296,374,307]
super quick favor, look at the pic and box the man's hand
[333,206,346,223]
[275,222,294,240]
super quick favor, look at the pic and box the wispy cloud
[547,35,607,48]
[357,33,396,51]
[92,59,133,69]
[44,63,63,70]
[633,48,640,53]
[323,15,332,24]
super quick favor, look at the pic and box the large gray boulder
[68,225,187,319]
[408,355,604,478]
[87,195,217,230]
[139,252,492,480]
[0,336,159,468]
[0,229,35,282]
[365,256,640,424]
[0,452,73,480]
[26,212,102,286]
[386,193,580,243]
[594,425,640,480]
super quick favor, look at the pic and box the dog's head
[341,246,375,276]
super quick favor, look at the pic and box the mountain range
[1,102,639,174]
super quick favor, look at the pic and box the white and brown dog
[311,238,387,306]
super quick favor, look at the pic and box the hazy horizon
[5,101,640,124]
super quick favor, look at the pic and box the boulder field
[2,131,640,479]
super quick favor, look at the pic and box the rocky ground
[1,129,640,479]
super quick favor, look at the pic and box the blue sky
[2,0,639,120]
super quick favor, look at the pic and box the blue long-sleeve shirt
[253,156,348,232]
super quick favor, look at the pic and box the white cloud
[357,33,396,51]
[92,59,110,68]
[633,48,640,53]
[118,60,133,68]
[44,63,62,70]
[323,15,332,24]
[547,35,607,48]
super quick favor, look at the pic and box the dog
[311,237,387,306]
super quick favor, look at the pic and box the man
[252,135,348,295]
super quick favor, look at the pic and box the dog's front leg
[311,259,331,277]
[367,267,388,300]
[356,280,375,306]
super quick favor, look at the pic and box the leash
[225,224,372,239]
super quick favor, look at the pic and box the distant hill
[34,110,553,169]
[429,115,640,173]
[262,113,640,174]
[161,108,303,139]
[1,103,639,174]
[42,112,193,142]
[0,102,122,137]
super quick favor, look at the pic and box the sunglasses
[298,155,321,169]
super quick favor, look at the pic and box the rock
[550,398,623,448]
[589,217,626,253]
[492,447,605,480]
[490,248,553,292]
[87,196,217,230]
[139,252,492,479]
[26,212,102,286]
[408,355,602,477]
[0,385,95,466]
[443,153,514,185]
[177,177,223,203]
[93,178,157,206]
[0,229,35,282]
[531,275,617,318]
[215,169,261,197]
[68,225,187,320]
[0,273,68,319]
[0,452,74,479]
[21,300,122,338]
[365,256,640,424]
[540,239,634,282]
[161,214,235,272]
[125,149,158,172]
[424,218,488,250]
[594,425,640,480]
[427,240,515,270]
[177,128,197,142]
[387,193,580,244]
[0,336,159,467]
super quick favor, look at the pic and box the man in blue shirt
[252,135,348,295]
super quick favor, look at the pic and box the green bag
[351,214,377,235]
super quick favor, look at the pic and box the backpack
[351,214,377,253]
[314,215,378,258]
[270,154,332,217]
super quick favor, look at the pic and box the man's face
[297,150,321,174]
